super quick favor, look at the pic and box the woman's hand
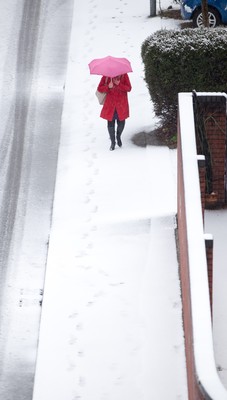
[108,79,113,88]
[113,77,120,86]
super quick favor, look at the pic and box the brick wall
[177,126,205,400]
[177,93,227,399]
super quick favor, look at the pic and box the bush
[141,28,227,129]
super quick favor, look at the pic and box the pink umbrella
[88,55,132,78]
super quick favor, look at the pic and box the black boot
[108,127,115,151]
[116,132,122,147]
[116,120,125,147]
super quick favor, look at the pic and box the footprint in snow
[68,312,78,319]
[76,323,83,331]
[79,376,86,387]
[67,362,76,372]
[69,336,77,345]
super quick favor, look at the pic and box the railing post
[150,0,156,17]
[204,233,214,318]
[197,155,206,222]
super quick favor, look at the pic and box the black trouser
[107,115,125,144]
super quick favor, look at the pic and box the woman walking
[97,74,132,151]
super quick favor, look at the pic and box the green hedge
[141,28,227,128]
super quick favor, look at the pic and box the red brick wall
[178,94,226,399]
[177,125,205,400]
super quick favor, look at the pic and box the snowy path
[33,1,188,399]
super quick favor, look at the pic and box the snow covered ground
[32,1,189,399]
[0,2,74,399]
[31,0,227,399]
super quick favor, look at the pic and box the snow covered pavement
[32,1,188,399]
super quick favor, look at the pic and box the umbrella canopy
[88,55,132,78]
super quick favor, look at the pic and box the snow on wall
[178,92,227,399]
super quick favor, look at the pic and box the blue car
[180,0,227,27]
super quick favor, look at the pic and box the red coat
[97,74,132,121]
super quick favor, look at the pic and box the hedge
[141,28,227,128]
